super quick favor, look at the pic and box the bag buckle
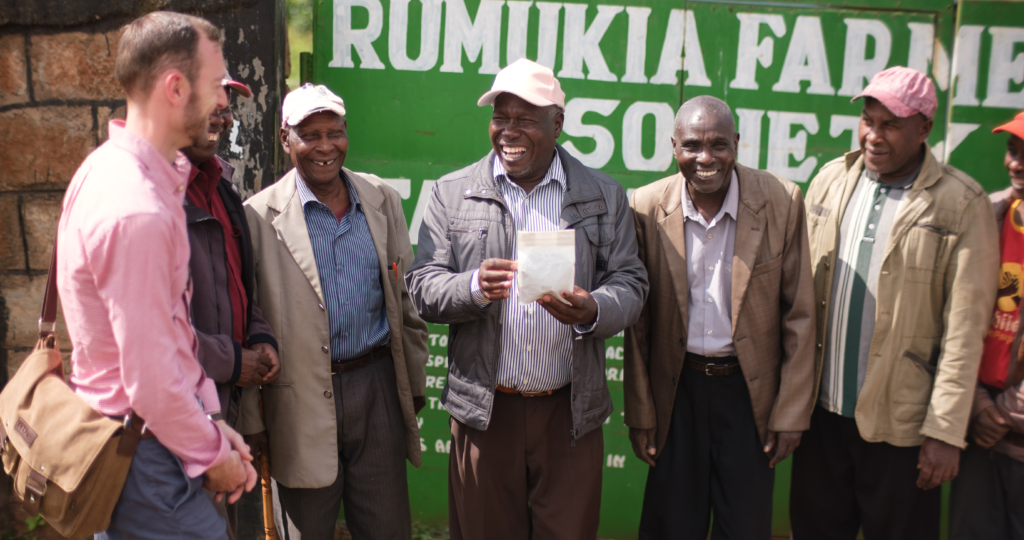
[23,468,45,516]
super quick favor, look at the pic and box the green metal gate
[302,0,1024,536]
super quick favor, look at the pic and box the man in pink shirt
[57,12,256,539]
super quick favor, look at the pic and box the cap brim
[994,119,1024,140]
[284,101,347,127]
[478,89,562,110]
[852,88,925,118]
[223,80,252,98]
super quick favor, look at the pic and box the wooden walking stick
[258,392,278,540]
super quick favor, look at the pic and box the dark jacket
[406,146,649,443]
[185,156,277,430]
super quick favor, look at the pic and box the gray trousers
[98,439,227,540]
[950,443,1024,539]
[273,356,411,540]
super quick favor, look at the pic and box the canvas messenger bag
[0,235,139,537]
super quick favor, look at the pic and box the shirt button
[344,332,349,337]
[529,308,534,315]
[177,185,184,192]
[464,189,472,196]
[874,204,881,210]
[527,345,532,351]
[707,330,713,335]
[821,300,826,306]
[321,346,329,353]
[324,391,333,398]
[707,297,713,303]
[708,265,714,271]
[318,303,325,310]
[868,223,875,230]
[706,233,713,239]
[817,343,823,349]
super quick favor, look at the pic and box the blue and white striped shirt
[470,154,575,392]
[296,173,390,362]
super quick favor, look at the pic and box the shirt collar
[682,169,739,227]
[108,119,191,197]
[864,163,921,190]
[492,151,567,192]
[295,169,360,210]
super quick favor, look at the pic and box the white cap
[477,58,565,110]
[281,83,346,127]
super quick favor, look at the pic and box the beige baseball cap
[281,83,346,127]
[477,58,565,110]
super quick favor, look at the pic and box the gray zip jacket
[406,146,648,443]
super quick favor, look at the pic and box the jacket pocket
[891,338,937,423]
[904,224,954,282]
[448,225,489,272]
[750,254,784,277]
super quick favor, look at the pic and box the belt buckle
[705,363,715,376]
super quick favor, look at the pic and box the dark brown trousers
[448,386,603,540]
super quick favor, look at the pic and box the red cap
[853,66,937,119]
[994,111,1024,140]
[222,72,252,98]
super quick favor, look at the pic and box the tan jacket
[624,165,817,453]
[806,147,998,449]
[241,168,429,488]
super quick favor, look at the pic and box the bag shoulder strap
[39,233,58,337]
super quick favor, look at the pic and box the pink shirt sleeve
[89,213,231,477]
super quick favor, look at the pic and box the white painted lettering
[837,19,891,97]
[440,0,505,74]
[622,6,651,83]
[409,180,437,245]
[562,98,620,168]
[622,101,674,171]
[906,22,933,80]
[951,25,984,106]
[381,178,412,199]
[772,16,833,95]
[651,10,710,86]
[766,111,819,183]
[506,1,533,64]
[329,0,386,69]
[731,13,786,90]
[389,0,443,70]
[829,114,861,152]
[536,2,563,69]
[983,27,1024,109]
[736,108,765,168]
[559,4,624,81]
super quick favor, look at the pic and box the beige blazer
[241,168,428,488]
[624,165,817,453]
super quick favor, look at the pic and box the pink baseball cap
[853,66,937,119]
[478,58,566,110]
[994,111,1024,140]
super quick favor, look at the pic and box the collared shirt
[57,120,230,478]
[682,170,740,357]
[821,167,919,417]
[468,153,575,392]
[296,172,390,361]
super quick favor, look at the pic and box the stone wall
[0,2,287,537]
[0,0,288,387]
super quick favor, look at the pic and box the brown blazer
[240,168,429,488]
[624,165,817,454]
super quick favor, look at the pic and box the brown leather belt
[332,343,392,375]
[684,353,741,376]
[495,384,568,397]
[115,411,155,457]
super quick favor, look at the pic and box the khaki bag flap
[0,336,122,494]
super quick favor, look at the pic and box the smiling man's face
[489,93,562,186]
[181,103,232,165]
[672,107,738,195]
[858,97,932,182]
[281,111,348,187]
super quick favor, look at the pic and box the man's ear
[161,69,189,108]
[280,127,291,153]
[920,117,934,144]
[552,111,564,139]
